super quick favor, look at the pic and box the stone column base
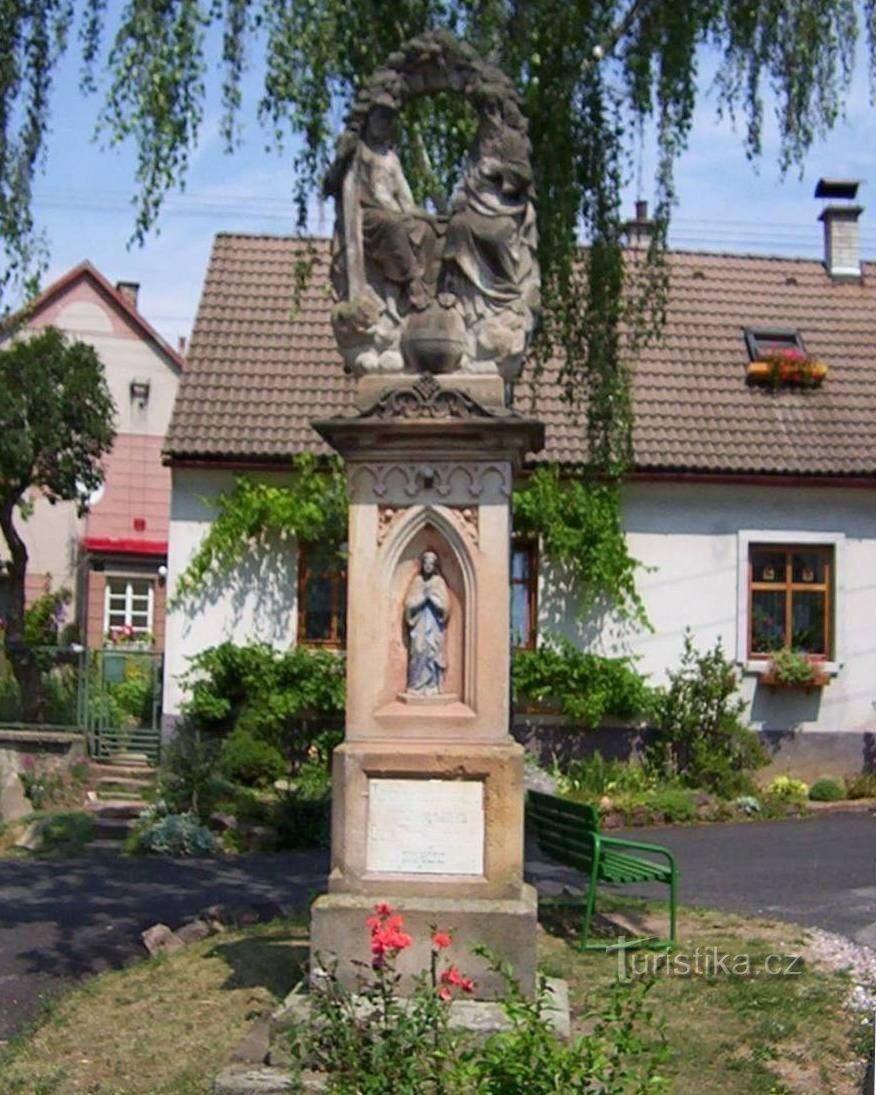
[310,885,538,998]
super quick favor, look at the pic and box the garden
[0,898,869,1093]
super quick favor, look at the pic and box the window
[511,541,538,649]
[743,327,806,361]
[747,544,833,659]
[104,576,154,637]
[298,544,346,646]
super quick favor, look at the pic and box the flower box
[760,666,831,691]
[746,352,828,387]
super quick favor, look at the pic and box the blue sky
[30,26,876,349]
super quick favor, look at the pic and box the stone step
[108,751,153,768]
[85,837,128,855]
[96,788,148,803]
[89,763,158,781]
[97,775,154,790]
[93,817,136,840]
[89,800,146,820]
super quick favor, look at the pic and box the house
[162,184,876,778]
[0,262,185,652]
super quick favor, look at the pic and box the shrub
[158,724,227,819]
[219,728,286,787]
[555,751,654,800]
[765,775,809,803]
[181,641,345,776]
[135,812,220,856]
[808,777,846,802]
[646,630,768,798]
[649,786,697,823]
[512,637,655,727]
[845,772,876,799]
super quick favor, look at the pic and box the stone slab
[366,777,484,876]
[310,886,538,998]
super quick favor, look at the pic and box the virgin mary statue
[404,550,450,695]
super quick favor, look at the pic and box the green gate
[87,648,163,766]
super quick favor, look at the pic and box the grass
[539,896,867,1094]
[0,906,866,1094]
[0,810,96,858]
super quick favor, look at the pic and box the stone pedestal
[310,373,544,998]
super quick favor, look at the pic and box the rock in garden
[142,923,184,955]
[176,917,213,945]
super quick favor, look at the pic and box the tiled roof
[165,233,876,478]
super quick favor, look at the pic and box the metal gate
[87,648,163,766]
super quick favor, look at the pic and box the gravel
[807,927,876,1014]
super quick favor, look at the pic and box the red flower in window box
[747,349,828,387]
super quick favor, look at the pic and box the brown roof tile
[165,234,876,477]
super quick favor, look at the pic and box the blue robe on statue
[404,573,449,694]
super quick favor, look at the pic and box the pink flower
[21,754,36,770]
[437,986,453,1002]
[432,932,452,950]
[440,966,475,994]
[374,902,395,917]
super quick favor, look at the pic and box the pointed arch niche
[378,505,476,715]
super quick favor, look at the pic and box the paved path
[1,813,874,1041]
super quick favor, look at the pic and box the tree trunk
[0,502,44,723]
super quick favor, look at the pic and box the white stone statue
[324,32,540,383]
[403,550,449,695]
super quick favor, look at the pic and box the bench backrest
[526,789,600,872]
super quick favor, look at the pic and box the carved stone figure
[324,31,540,381]
[403,550,449,695]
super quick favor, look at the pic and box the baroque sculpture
[325,31,540,382]
[404,549,450,695]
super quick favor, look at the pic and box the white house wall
[541,480,876,736]
[163,467,300,719]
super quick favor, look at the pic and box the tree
[0,1,871,472]
[0,326,115,716]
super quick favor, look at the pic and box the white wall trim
[736,529,846,672]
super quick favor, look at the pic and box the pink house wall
[85,434,170,545]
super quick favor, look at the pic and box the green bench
[527,789,678,952]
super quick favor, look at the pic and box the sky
[29,19,876,350]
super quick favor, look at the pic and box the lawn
[0,905,866,1094]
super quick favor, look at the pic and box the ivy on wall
[172,457,648,630]
[514,464,649,628]
[170,453,347,611]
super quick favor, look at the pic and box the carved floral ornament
[324,30,540,383]
[378,504,478,545]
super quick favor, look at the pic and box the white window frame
[103,575,155,637]
[736,529,845,676]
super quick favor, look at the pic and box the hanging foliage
[169,453,347,610]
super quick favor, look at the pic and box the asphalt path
[1,812,874,1041]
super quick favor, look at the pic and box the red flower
[432,932,452,950]
[374,902,395,917]
[440,966,475,994]
[437,986,453,1002]
[367,905,412,962]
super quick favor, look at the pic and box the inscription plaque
[366,778,485,875]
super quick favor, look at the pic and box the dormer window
[743,328,806,362]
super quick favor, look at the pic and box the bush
[649,786,697,823]
[135,811,220,856]
[219,728,286,787]
[808,777,846,802]
[158,724,227,819]
[765,775,809,803]
[512,637,655,727]
[181,641,345,777]
[555,752,654,800]
[845,772,876,799]
[646,630,768,798]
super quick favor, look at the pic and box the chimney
[816,178,863,281]
[115,280,140,308]
[624,199,654,250]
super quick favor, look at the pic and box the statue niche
[385,526,465,707]
[324,30,540,383]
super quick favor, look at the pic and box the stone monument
[310,29,545,998]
